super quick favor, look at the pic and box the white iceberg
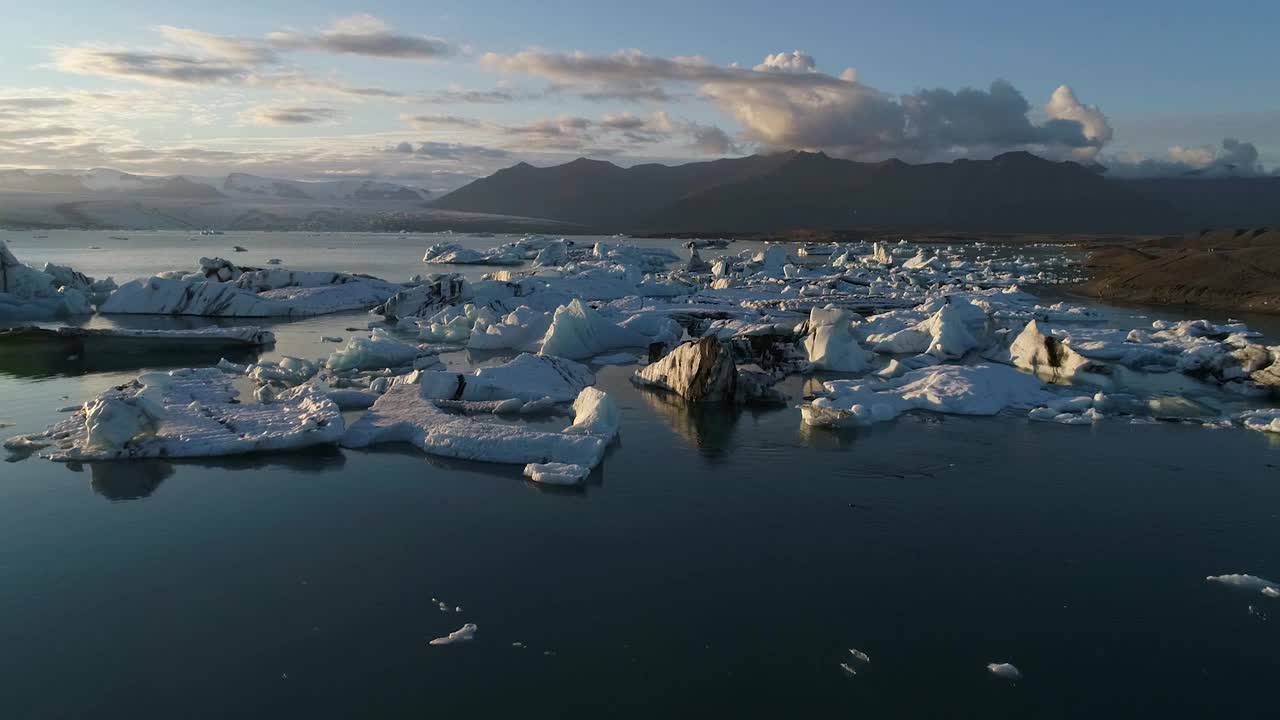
[538,298,651,360]
[0,240,94,320]
[101,265,402,317]
[802,363,1050,427]
[340,383,607,469]
[6,368,343,460]
[405,353,595,404]
[325,329,423,371]
[804,307,874,372]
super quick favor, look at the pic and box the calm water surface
[1,231,1278,718]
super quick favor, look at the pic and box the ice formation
[7,368,343,460]
[633,335,783,405]
[0,240,103,320]
[987,663,1022,680]
[538,298,650,360]
[1206,574,1280,594]
[101,260,402,317]
[429,623,477,645]
[804,307,873,372]
[325,329,424,371]
[802,364,1051,427]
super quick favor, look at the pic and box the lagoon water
[2,231,1278,718]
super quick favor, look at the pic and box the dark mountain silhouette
[433,151,1280,234]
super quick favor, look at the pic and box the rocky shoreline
[1077,228,1280,314]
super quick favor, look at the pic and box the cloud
[266,14,454,60]
[240,105,341,126]
[401,109,735,157]
[53,47,252,85]
[388,140,510,161]
[482,47,1113,161]
[754,50,817,73]
[155,25,278,64]
[685,122,739,155]
[1106,138,1268,178]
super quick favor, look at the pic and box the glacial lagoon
[1,230,1278,718]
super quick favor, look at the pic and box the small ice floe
[1239,409,1280,434]
[512,642,525,648]
[524,462,591,485]
[429,623,476,646]
[266,258,283,265]
[325,329,424,371]
[321,336,343,343]
[840,647,871,676]
[1206,574,1280,596]
[987,662,1022,680]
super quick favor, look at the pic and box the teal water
[1,232,1278,718]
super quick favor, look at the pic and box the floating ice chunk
[1265,587,1280,599]
[407,353,594,404]
[429,623,477,645]
[341,384,606,469]
[803,364,1050,427]
[867,298,986,359]
[804,307,874,372]
[9,369,343,461]
[523,462,591,485]
[563,387,620,441]
[1009,321,1113,387]
[1240,409,1280,434]
[538,299,650,360]
[247,356,320,386]
[372,274,470,319]
[1207,574,1280,594]
[102,269,401,317]
[987,662,1022,680]
[633,335,783,405]
[325,329,421,371]
[0,240,94,320]
[468,306,552,352]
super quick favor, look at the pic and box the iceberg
[1009,320,1114,387]
[0,240,94,320]
[405,353,594,404]
[371,274,470,320]
[538,298,650,360]
[633,335,784,405]
[325,329,423,371]
[340,383,607,469]
[802,363,1051,427]
[101,264,402,318]
[6,368,343,460]
[562,387,620,441]
[804,307,874,372]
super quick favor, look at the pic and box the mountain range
[433,151,1280,234]
[0,169,432,204]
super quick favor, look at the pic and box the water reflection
[634,387,742,459]
[65,445,348,501]
[0,340,263,379]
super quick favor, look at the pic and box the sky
[1,0,1277,190]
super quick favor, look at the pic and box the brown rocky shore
[1078,228,1280,314]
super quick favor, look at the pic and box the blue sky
[1,0,1276,188]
